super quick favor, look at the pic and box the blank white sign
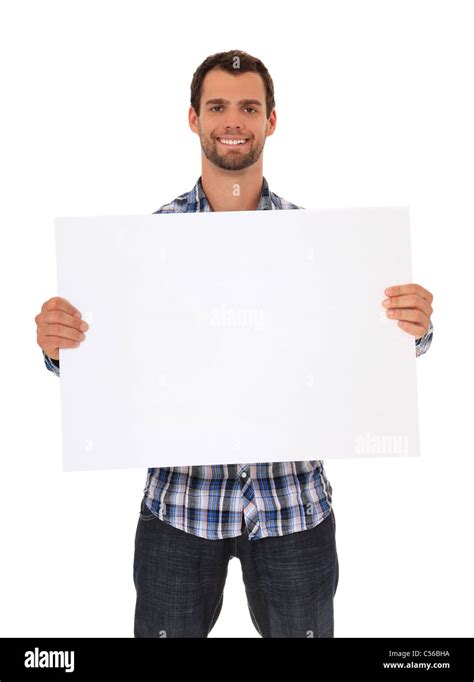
[55,206,419,471]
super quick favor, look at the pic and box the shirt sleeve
[42,349,60,377]
[415,318,433,357]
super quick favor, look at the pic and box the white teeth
[219,138,246,145]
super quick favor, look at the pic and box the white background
[0,0,472,638]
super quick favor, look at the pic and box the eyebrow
[204,98,263,107]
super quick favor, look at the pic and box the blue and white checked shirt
[43,175,434,541]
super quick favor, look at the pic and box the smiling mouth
[216,137,250,148]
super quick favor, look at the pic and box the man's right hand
[35,297,89,361]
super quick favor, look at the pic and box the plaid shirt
[43,175,433,541]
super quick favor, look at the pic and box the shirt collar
[191,175,275,211]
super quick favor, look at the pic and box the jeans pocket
[139,496,158,521]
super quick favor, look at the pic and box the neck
[200,160,264,212]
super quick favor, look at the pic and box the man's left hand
[382,283,433,340]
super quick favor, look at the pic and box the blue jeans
[133,496,339,638]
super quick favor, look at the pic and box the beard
[199,129,265,171]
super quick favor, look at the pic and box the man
[36,50,434,638]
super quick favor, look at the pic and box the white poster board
[55,206,419,471]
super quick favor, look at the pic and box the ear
[266,108,277,137]
[188,106,199,134]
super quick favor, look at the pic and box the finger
[396,319,427,338]
[43,309,89,333]
[46,336,83,348]
[386,307,430,330]
[385,283,433,303]
[382,294,433,317]
[41,322,86,343]
[43,337,83,357]
[42,297,82,318]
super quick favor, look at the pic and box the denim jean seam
[246,598,263,637]
[207,589,225,635]
[139,498,159,521]
[139,512,158,521]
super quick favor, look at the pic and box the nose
[224,122,242,133]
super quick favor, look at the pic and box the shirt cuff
[42,349,60,377]
[415,318,434,357]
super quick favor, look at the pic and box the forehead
[201,68,265,102]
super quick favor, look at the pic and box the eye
[209,106,257,113]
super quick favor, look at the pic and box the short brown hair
[190,49,275,119]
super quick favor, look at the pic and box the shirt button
[241,471,248,478]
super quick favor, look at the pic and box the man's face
[189,68,276,171]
